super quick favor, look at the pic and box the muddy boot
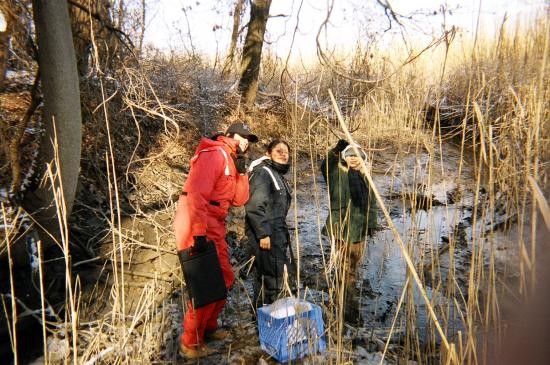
[179,343,214,359]
[205,328,232,342]
[344,302,361,326]
[344,285,361,326]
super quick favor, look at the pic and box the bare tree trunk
[69,0,94,76]
[68,0,116,76]
[238,0,272,105]
[222,0,245,77]
[138,0,146,54]
[117,0,125,28]
[25,0,82,248]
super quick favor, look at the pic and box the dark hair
[210,132,224,140]
[266,139,290,154]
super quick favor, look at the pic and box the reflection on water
[291,141,513,348]
[216,141,511,364]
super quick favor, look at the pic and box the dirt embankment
[0,65,294,363]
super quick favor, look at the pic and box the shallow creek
[193,141,516,364]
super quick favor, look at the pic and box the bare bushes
[78,54,210,213]
[273,46,432,159]
[56,53,221,364]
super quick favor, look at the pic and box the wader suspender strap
[191,147,231,176]
[183,146,230,206]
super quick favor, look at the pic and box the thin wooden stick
[328,88,456,361]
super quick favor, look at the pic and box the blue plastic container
[257,298,326,363]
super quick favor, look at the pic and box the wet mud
[2,141,519,364]
[170,141,517,364]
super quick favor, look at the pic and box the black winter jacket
[245,157,293,304]
[245,157,291,244]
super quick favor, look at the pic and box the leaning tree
[238,0,272,105]
[21,0,82,251]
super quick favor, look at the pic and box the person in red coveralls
[173,122,258,358]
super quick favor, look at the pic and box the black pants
[253,237,295,307]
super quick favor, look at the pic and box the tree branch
[67,0,136,53]
[316,0,457,86]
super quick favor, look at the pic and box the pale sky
[144,0,546,60]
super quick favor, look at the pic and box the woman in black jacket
[245,139,292,307]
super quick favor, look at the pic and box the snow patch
[27,233,40,272]
[0,10,6,32]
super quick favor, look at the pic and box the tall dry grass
[276,12,548,365]
[2,9,548,365]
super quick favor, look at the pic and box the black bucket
[178,240,227,308]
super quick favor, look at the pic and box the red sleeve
[232,172,250,206]
[182,151,224,236]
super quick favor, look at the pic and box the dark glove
[233,153,248,174]
[177,235,210,267]
[334,139,349,152]
[193,235,208,251]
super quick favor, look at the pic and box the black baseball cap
[226,122,258,142]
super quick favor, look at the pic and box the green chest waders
[178,240,227,308]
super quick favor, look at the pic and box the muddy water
[10,140,513,364]
[258,140,515,362]
[174,144,516,364]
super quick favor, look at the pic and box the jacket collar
[216,135,239,153]
[195,135,239,153]
[248,156,290,174]
[248,156,270,172]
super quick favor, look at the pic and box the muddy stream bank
[155,140,516,364]
[9,140,518,364]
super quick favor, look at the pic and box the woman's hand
[259,236,271,250]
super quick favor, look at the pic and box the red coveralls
[173,135,249,348]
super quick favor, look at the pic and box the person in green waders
[321,139,378,324]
